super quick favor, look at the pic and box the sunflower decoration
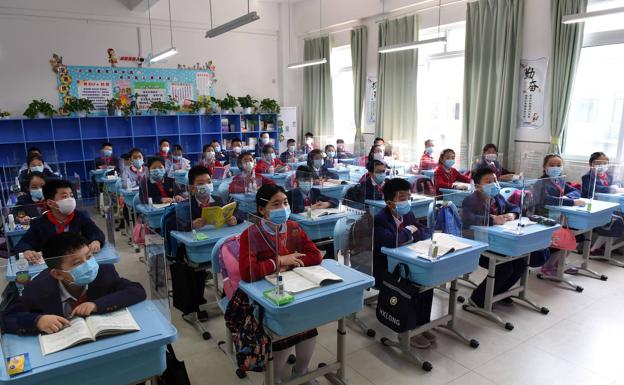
[58,84,69,94]
[63,95,73,105]
[57,66,67,75]
[57,107,70,116]
[60,74,72,84]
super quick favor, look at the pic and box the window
[573,99,599,122]
[330,45,355,146]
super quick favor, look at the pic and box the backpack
[415,178,435,196]
[434,204,462,237]
[224,289,271,373]
[217,235,242,299]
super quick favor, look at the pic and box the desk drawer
[486,229,555,256]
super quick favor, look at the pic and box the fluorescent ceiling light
[205,11,260,38]
[287,58,327,69]
[379,36,447,53]
[150,47,178,63]
[562,6,624,24]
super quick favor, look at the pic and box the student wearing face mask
[280,138,298,163]
[433,149,471,195]
[229,152,275,194]
[13,172,47,225]
[158,138,171,160]
[255,144,288,174]
[210,140,227,164]
[1,232,146,335]
[367,144,386,165]
[227,138,244,165]
[256,133,272,156]
[471,144,516,182]
[304,132,315,154]
[239,184,322,384]
[461,168,523,308]
[18,147,53,174]
[168,144,191,176]
[373,178,433,348]
[374,137,391,157]
[361,160,387,200]
[139,157,183,204]
[94,142,118,171]
[15,179,105,264]
[122,148,146,188]
[198,144,223,174]
[324,145,338,168]
[419,139,437,171]
[307,149,338,181]
[336,139,353,159]
[286,166,338,214]
[19,154,57,192]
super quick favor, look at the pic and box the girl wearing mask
[471,143,516,182]
[211,140,227,163]
[139,157,183,204]
[255,144,288,174]
[307,149,338,182]
[122,148,146,188]
[256,133,272,156]
[198,144,223,175]
[324,145,337,169]
[228,152,275,194]
[168,144,191,176]
[158,139,171,160]
[433,149,471,195]
[19,154,57,192]
[13,172,47,224]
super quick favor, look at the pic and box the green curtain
[376,15,418,158]
[351,26,368,152]
[549,0,587,153]
[462,0,524,168]
[303,36,333,140]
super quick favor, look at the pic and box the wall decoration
[107,48,118,67]
[518,57,548,129]
[77,80,112,112]
[366,76,377,125]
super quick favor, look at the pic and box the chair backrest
[160,205,178,259]
[333,216,358,253]
[500,187,517,201]
[131,194,141,210]
[211,235,242,300]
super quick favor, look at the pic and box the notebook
[265,265,343,294]
[407,233,471,260]
[39,308,140,355]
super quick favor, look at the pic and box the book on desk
[265,265,343,294]
[201,202,237,228]
[407,233,471,260]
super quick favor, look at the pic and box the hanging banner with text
[58,65,216,114]
[518,57,548,129]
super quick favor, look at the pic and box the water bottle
[428,240,439,260]
[148,197,153,207]
[7,214,15,231]
[268,165,275,175]
[15,253,30,296]
[277,274,284,296]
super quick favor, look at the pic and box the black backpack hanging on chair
[158,344,192,385]
[376,263,422,333]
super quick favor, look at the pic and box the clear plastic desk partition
[143,227,172,322]
[339,199,374,277]
[1,165,22,207]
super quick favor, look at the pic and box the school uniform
[18,169,58,192]
[360,174,385,201]
[419,152,437,171]
[196,159,223,176]
[336,149,353,159]
[94,155,119,170]
[14,210,105,253]
[280,150,298,164]
[433,164,471,195]
[240,220,321,351]
[323,158,338,169]
[18,162,53,174]
[539,175,581,206]
[461,191,524,307]
[12,194,46,219]
[581,170,613,198]
[228,173,275,194]
[471,158,513,180]
[139,176,178,204]
[255,158,287,174]
[311,165,338,181]
[1,264,146,335]
[177,195,246,230]
[167,157,191,177]
[121,165,146,188]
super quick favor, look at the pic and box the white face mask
[161,146,170,153]
[205,151,215,160]
[56,197,76,215]
[373,153,384,161]
[233,146,242,154]
[306,138,313,145]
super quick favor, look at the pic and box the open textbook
[304,207,346,219]
[39,308,140,355]
[265,265,343,294]
[407,233,471,260]
[201,202,237,228]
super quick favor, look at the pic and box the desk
[3,225,28,251]
[88,169,107,183]
[263,172,292,187]
[169,221,251,264]
[0,300,177,385]
[421,169,435,179]
[365,195,434,218]
[593,193,624,267]
[337,158,356,166]
[439,188,470,208]
[5,243,121,281]
[346,166,367,183]
[380,236,486,370]
[230,193,257,215]
[136,203,170,230]
[543,200,618,287]
[317,184,348,200]
[327,168,350,181]
[101,177,120,194]
[499,180,523,189]
[239,260,374,385]
[465,224,558,329]
[290,209,356,241]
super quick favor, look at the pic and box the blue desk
[594,192,624,211]
[471,223,558,257]
[0,300,177,385]
[5,243,121,281]
[101,177,120,194]
[365,195,433,218]
[337,158,356,166]
[317,184,348,200]
[3,225,28,250]
[119,188,139,208]
[421,169,435,179]
[239,260,373,384]
[347,166,367,183]
[327,168,350,181]
[263,172,292,187]
[287,161,307,170]
[136,204,170,230]
[439,188,471,207]
[593,193,624,267]
[169,221,252,264]
[230,193,257,215]
[290,209,356,241]
[499,180,523,189]
[88,169,107,183]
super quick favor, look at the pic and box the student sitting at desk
[12,171,47,225]
[373,178,433,349]
[360,160,387,200]
[18,154,57,192]
[119,153,131,176]
[94,142,118,171]
[1,232,146,335]
[15,179,105,263]
[18,147,53,174]
[324,144,338,169]
[461,168,523,308]
[287,166,339,213]
[122,148,146,188]
[211,139,228,164]
[308,149,338,181]
[304,132,315,154]
[197,144,223,174]
[581,152,623,198]
[240,184,322,383]
[255,144,288,174]
[472,144,516,182]
[256,132,272,155]
[280,138,299,163]
[419,139,437,171]
[433,148,471,195]
[336,139,353,159]
[227,138,243,165]
[168,144,191,176]
[157,138,172,161]
[139,156,183,204]
[228,152,275,194]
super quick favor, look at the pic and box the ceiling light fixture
[287,0,326,70]
[148,0,178,63]
[205,0,260,38]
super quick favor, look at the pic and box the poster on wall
[77,80,112,112]
[170,83,194,102]
[366,76,377,125]
[135,82,166,110]
[518,57,548,129]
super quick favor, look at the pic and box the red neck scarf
[47,211,76,234]
[155,181,168,198]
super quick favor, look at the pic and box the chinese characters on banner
[195,72,213,96]
[518,58,548,129]
[134,82,166,110]
[170,83,193,103]
[77,80,112,111]
[366,76,377,125]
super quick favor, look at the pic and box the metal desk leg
[265,351,275,385]
[380,331,432,371]
[325,318,352,385]
[462,255,515,330]
[574,230,608,281]
[537,250,584,292]
[594,237,624,268]
[438,280,479,348]
[511,256,549,315]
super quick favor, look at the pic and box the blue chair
[500,187,517,202]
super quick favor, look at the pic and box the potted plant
[150,96,180,115]
[107,97,123,116]
[23,99,56,119]
[259,98,280,114]
[64,97,94,117]
[218,93,238,114]
[237,94,257,114]
[0,110,10,119]
[197,96,211,114]
[121,94,138,118]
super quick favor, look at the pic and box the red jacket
[239,221,322,282]
[228,173,275,194]
[433,164,471,195]
[419,152,437,171]
[255,158,286,174]
[197,159,223,175]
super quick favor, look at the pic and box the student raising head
[433,148,471,195]
[19,154,57,192]
[158,138,171,159]
[198,143,223,173]
[286,165,338,214]
[472,143,515,182]
[95,142,118,170]
[304,132,315,153]
[228,138,243,165]
[13,171,47,225]
[361,160,387,200]
[139,156,183,204]
[14,179,105,264]
[540,153,585,207]
[581,151,623,198]
[419,139,437,171]
[228,151,275,194]
[324,144,337,168]
[307,149,338,181]
[122,148,146,188]
[1,232,146,335]
[255,144,288,174]
[169,144,191,174]
[239,183,321,382]
[280,138,298,163]
[211,139,227,163]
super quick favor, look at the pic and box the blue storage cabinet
[0,113,278,198]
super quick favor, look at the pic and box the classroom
[0,0,623,384]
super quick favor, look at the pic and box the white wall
[0,0,281,115]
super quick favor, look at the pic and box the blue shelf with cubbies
[0,113,278,197]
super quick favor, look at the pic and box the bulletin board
[56,65,215,113]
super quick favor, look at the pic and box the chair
[500,187,517,201]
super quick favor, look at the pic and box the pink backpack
[218,235,242,299]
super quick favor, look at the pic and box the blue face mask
[65,257,99,286]
[150,168,166,182]
[196,183,213,199]
[173,155,182,161]
[30,188,44,201]
[132,159,144,169]
[313,159,323,169]
[395,200,411,216]
[443,159,455,168]
[214,145,221,153]
[327,151,336,158]
[374,173,386,185]
[102,149,113,157]
[482,183,501,198]
[546,166,562,178]
[269,207,291,224]
[30,165,44,173]
[299,181,312,193]
[425,147,434,155]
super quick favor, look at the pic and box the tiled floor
[104,211,624,385]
